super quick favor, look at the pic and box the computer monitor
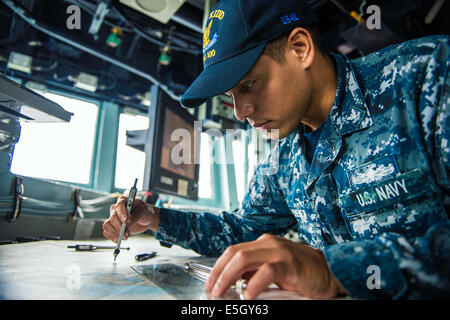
[142,86,200,200]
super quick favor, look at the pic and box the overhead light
[119,0,186,24]
[136,0,166,12]
[138,91,151,107]
[106,27,123,48]
[74,72,99,92]
[7,51,33,74]
[158,45,172,66]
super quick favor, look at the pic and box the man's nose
[233,100,256,121]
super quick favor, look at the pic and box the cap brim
[180,42,267,108]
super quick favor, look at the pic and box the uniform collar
[285,53,373,190]
[286,53,373,144]
[328,53,373,136]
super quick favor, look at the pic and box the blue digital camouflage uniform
[156,35,450,299]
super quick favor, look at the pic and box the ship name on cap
[209,9,225,20]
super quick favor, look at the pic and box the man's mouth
[252,120,272,130]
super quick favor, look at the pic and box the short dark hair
[263,25,323,64]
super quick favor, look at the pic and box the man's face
[226,51,314,140]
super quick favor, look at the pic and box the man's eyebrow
[225,70,258,95]
[238,70,257,84]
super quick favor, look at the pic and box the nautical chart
[131,263,206,299]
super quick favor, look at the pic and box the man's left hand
[204,233,348,299]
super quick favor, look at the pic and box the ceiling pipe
[2,0,182,101]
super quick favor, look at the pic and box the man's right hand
[102,196,160,243]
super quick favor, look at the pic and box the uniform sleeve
[324,36,450,299]
[155,156,297,257]
[324,221,450,299]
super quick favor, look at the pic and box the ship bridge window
[11,92,98,185]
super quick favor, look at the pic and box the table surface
[0,235,219,300]
[0,235,335,300]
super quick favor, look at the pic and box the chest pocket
[340,168,446,240]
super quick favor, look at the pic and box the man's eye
[241,80,255,91]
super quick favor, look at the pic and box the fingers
[114,196,129,223]
[109,207,124,231]
[210,248,248,297]
[211,237,342,299]
[114,197,150,229]
[103,196,155,243]
[205,243,245,292]
[206,234,278,294]
[244,263,280,300]
[102,213,130,243]
[206,235,282,298]
[206,234,298,300]
[211,247,273,297]
[102,197,131,243]
[125,201,148,228]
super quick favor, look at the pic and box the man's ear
[286,27,315,69]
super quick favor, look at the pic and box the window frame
[10,87,102,189]
[8,79,261,212]
[112,106,150,192]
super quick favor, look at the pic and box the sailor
[103,0,450,299]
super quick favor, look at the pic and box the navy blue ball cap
[180,0,317,108]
